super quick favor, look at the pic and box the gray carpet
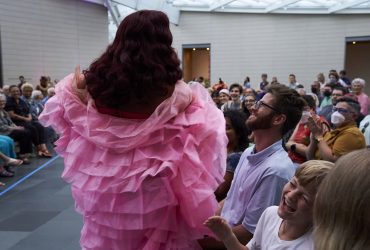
[0,156,82,250]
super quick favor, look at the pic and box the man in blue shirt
[199,85,306,249]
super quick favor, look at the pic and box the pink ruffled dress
[39,74,227,250]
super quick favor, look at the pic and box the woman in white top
[204,160,333,250]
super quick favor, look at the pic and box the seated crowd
[0,75,58,186]
[1,71,369,249]
[194,69,369,249]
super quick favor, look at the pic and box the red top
[288,116,329,164]
[288,123,311,164]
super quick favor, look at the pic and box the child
[205,160,333,250]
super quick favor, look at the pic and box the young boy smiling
[205,160,333,250]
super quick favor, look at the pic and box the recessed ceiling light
[193,48,196,50]
[353,41,356,44]
[206,48,210,50]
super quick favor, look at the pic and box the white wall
[171,12,370,90]
[0,0,108,86]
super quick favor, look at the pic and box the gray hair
[21,83,34,91]
[352,78,365,86]
[31,90,43,99]
[47,87,55,95]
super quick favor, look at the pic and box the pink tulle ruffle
[39,74,227,250]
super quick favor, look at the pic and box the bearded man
[200,85,306,249]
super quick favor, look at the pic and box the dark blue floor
[0,155,82,250]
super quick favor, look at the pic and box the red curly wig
[84,10,182,109]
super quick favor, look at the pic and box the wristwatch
[290,144,296,152]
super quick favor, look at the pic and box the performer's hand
[72,65,88,103]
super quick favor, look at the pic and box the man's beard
[246,111,276,131]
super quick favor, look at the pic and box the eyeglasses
[332,107,351,114]
[253,100,280,113]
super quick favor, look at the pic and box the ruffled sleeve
[39,75,227,250]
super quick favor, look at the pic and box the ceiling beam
[83,0,105,5]
[110,0,138,9]
[265,0,301,13]
[209,0,237,11]
[328,0,369,13]
[105,0,119,26]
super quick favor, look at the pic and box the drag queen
[39,10,226,250]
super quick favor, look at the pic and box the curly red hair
[84,10,182,108]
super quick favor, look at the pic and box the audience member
[339,70,351,87]
[244,88,256,97]
[222,84,243,112]
[42,87,55,105]
[310,81,322,103]
[270,76,279,85]
[314,148,370,250]
[211,90,222,109]
[199,85,306,249]
[219,89,231,107]
[30,90,44,118]
[0,135,17,160]
[259,73,269,91]
[197,76,206,87]
[359,114,370,145]
[296,85,306,96]
[213,78,228,91]
[316,73,325,88]
[288,74,299,89]
[18,75,26,90]
[0,135,23,175]
[0,93,33,163]
[243,76,251,88]
[5,86,51,158]
[318,87,345,127]
[328,71,343,87]
[205,160,334,250]
[215,111,249,201]
[242,94,255,117]
[319,83,333,109]
[286,95,330,165]
[351,78,369,116]
[21,83,40,120]
[306,96,365,162]
[2,85,10,97]
[36,76,51,97]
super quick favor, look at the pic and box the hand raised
[72,65,88,103]
[204,216,233,241]
[307,116,324,138]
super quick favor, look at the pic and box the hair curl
[84,10,182,108]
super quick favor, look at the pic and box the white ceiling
[169,0,370,14]
[88,0,370,28]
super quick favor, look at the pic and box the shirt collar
[247,139,283,166]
